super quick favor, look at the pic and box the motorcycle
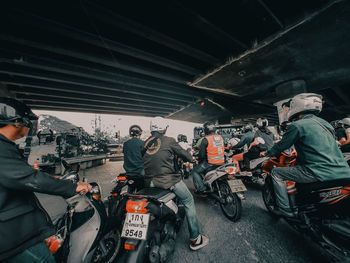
[50,162,121,263]
[119,187,185,263]
[192,163,245,221]
[262,150,350,261]
[231,137,268,186]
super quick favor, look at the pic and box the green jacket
[266,114,350,181]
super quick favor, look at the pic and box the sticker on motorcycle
[227,179,247,193]
[121,213,150,240]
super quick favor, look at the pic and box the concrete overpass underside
[1,0,349,125]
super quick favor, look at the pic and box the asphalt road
[37,160,332,263]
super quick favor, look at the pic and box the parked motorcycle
[192,164,245,221]
[262,150,350,261]
[50,163,121,263]
[119,187,185,263]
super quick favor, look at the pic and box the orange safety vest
[206,134,225,165]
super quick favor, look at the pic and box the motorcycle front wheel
[218,181,242,222]
[91,229,121,263]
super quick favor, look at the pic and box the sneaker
[190,234,209,251]
[237,193,246,200]
[272,207,294,218]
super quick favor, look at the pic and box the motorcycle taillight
[126,199,148,214]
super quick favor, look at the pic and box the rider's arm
[232,135,247,149]
[265,124,299,157]
[0,145,77,198]
[170,139,193,162]
[340,129,350,145]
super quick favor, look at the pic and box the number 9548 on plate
[121,213,150,240]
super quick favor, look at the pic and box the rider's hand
[260,152,266,157]
[76,182,92,194]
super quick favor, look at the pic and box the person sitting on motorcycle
[260,93,350,217]
[192,121,225,194]
[123,125,145,191]
[231,123,255,172]
[338,118,350,152]
[233,118,274,174]
[0,98,92,263]
[178,134,191,152]
[143,117,209,251]
[194,131,205,150]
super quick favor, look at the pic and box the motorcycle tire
[262,177,276,215]
[91,229,121,263]
[218,181,242,222]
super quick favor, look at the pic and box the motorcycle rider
[191,121,225,194]
[231,123,255,172]
[123,125,145,190]
[260,93,350,217]
[143,117,209,251]
[178,134,191,152]
[194,131,205,150]
[338,118,350,152]
[0,97,91,263]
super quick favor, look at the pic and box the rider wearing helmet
[231,123,255,171]
[194,130,205,150]
[143,117,209,251]
[0,98,91,263]
[260,93,350,217]
[192,121,225,194]
[123,125,145,190]
[338,118,350,152]
[177,134,191,151]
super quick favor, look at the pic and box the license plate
[228,179,247,193]
[121,213,150,240]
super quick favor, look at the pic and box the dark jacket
[232,131,254,149]
[0,134,77,261]
[143,134,192,189]
[266,114,350,181]
[123,137,144,175]
[254,128,274,151]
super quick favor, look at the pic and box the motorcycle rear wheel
[262,177,276,215]
[91,229,121,263]
[218,181,242,222]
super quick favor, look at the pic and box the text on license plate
[121,213,150,240]
[228,179,247,193]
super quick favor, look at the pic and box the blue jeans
[173,180,200,240]
[191,162,215,192]
[4,242,55,263]
[271,166,318,210]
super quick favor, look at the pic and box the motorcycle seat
[296,178,350,193]
[136,187,175,203]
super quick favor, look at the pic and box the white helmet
[256,118,268,127]
[340,117,350,127]
[287,93,323,121]
[150,116,168,133]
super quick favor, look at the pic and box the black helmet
[129,125,142,137]
[177,134,187,142]
[203,121,216,135]
[243,123,254,132]
[280,121,291,133]
[0,97,38,135]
